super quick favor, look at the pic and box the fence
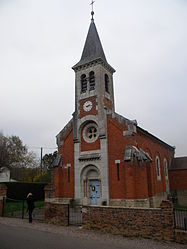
[174,210,187,230]
[2,197,45,220]
[68,205,82,226]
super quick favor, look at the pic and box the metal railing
[174,210,187,230]
[68,204,82,226]
[2,197,45,220]
[3,197,25,218]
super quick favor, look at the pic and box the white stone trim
[115,160,120,164]
[155,156,161,181]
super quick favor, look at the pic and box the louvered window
[81,74,87,93]
[89,71,95,90]
[105,74,109,93]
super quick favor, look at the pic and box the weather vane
[90,0,95,20]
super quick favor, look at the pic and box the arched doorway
[89,179,100,205]
[81,165,101,205]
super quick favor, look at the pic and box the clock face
[83,100,93,112]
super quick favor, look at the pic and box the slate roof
[112,112,175,152]
[170,157,187,170]
[72,20,115,72]
[137,126,175,151]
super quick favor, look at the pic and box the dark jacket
[26,195,35,212]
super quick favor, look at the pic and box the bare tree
[0,133,39,169]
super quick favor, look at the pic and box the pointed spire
[73,20,107,68]
[72,5,115,73]
[83,20,106,61]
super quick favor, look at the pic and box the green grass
[4,199,44,215]
[34,200,44,209]
[5,200,24,214]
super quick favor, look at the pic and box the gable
[108,112,174,152]
[56,118,73,146]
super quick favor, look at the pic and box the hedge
[5,182,47,201]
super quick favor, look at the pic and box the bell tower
[72,11,115,205]
[72,13,115,140]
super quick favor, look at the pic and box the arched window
[164,158,169,193]
[155,156,161,180]
[81,74,87,93]
[89,71,95,90]
[164,159,168,177]
[124,147,132,161]
[105,74,109,93]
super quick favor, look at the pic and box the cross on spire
[90,0,95,21]
[90,0,95,12]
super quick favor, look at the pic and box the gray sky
[0,0,187,157]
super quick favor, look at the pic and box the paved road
[0,217,185,249]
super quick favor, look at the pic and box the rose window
[83,123,98,143]
[87,127,97,139]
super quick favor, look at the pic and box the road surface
[0,217,185,249]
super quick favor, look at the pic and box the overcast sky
[0,0,186,157]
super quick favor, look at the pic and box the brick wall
[169,169,187,206]
[107,115,174,205]
[45,202,69,226]
[44,200,185,243]
[82,200,174,241]
[54,130,74,198]
[170,169,187,190]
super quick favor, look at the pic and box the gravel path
[0,217,185,249]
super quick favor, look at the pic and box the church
[53,12,175,208]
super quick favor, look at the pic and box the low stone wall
[110,198,150,208]
[82,201,174,241]
[45,202,69,226]
[44,199,186,244]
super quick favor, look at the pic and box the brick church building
[53,13,175,208]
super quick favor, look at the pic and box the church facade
[53,16,175,208]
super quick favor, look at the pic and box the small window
[116,163,120,181]
[124,147,132,161]
[164,159,168,177]
[105,74,109,93]
[155,156,161,180]
[81,74,87,93]
[68,167,70,182]
[89,71,95,90]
